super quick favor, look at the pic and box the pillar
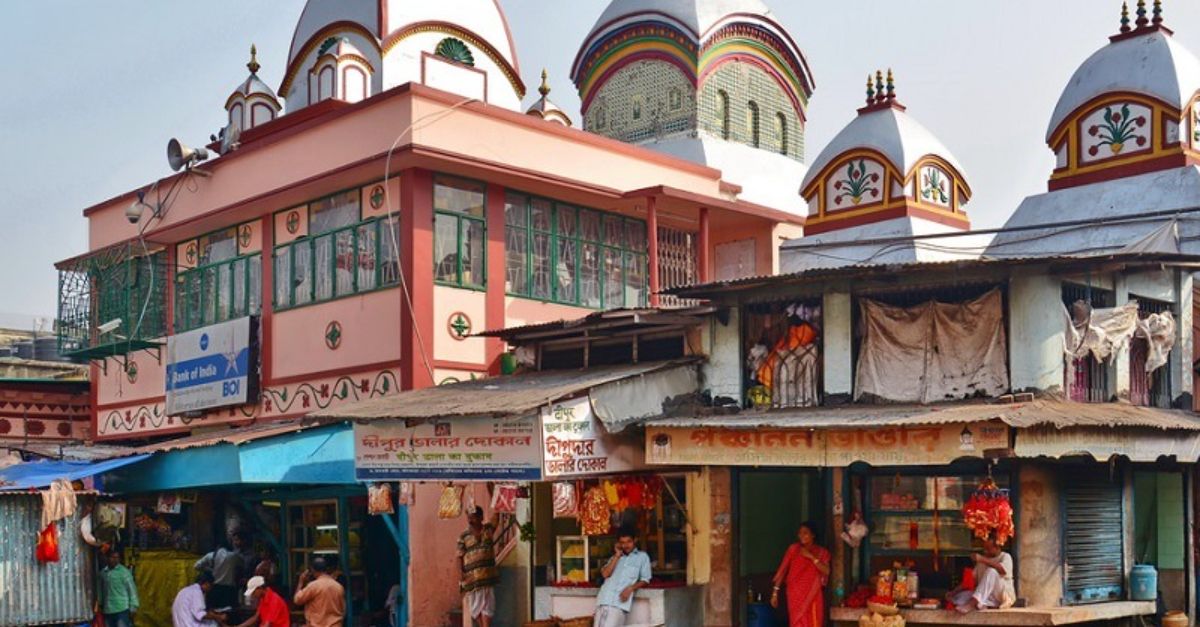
[1009,273,1065,394]
[485,184,506,373]
[823,291,852,402]
[260,214,275,384]
[704,467,733,627]
[1016,462,1063,607]
[648,196,660,307]
[400,168,435,391]
[698,207,711,283]
[1114,273,1131,401]
[1172,269,1194,408]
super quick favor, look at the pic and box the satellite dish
[167,138,209,171]
[220,122,242,155]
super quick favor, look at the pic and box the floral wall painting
[826,158,884,209]
[1081,102,1150,163]
[918,165,952,207]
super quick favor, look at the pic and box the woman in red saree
[771,522,831,627]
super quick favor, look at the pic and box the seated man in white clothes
[948,537,1016,612]
[593,526,652,627]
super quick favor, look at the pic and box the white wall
[1008,273,1065,394]
[823,291,852,398]
[703,307,742,403]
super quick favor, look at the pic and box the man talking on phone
[593,526,652,627]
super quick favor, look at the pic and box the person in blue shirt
[593,526,652,627]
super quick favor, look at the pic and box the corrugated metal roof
[127,420,313,455]
[648,400,1200,431]
[476,306,715,339]
[0,493,94,626]
[308,359,701,422]
[0,442,134,462]
[666,251,1200,299]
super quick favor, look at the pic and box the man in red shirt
[234,576,290,627]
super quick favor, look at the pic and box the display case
[645,476,689,580]
[864,473,1010,582]
[557,535,592,584]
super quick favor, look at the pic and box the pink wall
[409,482,494,627]
[270,288,402,382]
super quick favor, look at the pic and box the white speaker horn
[167,138,209,171]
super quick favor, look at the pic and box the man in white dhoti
[948,538,1015,612]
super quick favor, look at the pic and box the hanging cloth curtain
[855,288,1009,403]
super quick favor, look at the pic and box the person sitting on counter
[593,526,652,627]
[948,537,1016,612]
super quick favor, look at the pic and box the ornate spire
[247,44,260,75]
[866,74,875,105]
[886,68,896,101]
[1120,2,1131,32]
[874,70,885,105]
[1135,0,1149,28]
[1152,0,1163,25]
[538,68,551,97]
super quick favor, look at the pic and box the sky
[1,0,1198,321]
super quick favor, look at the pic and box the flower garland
[962,478,1014,545]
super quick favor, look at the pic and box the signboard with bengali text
[541,396,642,478]
[646,421,1009,467]
[354,415,542,481]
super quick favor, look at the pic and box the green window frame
[433,175,487,289]
[174,253,262,332]
[273,215,400,310]
[504,191,648,309]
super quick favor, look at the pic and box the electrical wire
[380,97,481,385]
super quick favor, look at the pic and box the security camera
[97,318,123,335]
[127,191,152,224]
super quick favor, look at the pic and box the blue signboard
[166,317,259,415]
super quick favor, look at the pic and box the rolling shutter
[1063,471,1124,604]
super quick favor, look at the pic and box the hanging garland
[962,477,1014,546]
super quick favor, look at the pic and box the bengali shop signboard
[355,415,542,481]
[541,396,643,478]
[646,421,1009,467]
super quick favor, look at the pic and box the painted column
[698,207,711,283]
[1114,273,1131,401]
[1009,273,1065,394]
[704,306,742,403]
[400,168,435,391]
[1172,269,1194,408]
[1016,462,1063,607]
[648,196,660,307]
[260,214,275,384]
[823,291,852,401]
[485,184,506,373]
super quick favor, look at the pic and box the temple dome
[589,0,775,37]
[280,0,524,112]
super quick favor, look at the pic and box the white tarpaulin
[855,289,1009,403]
[1062,302,1175,373]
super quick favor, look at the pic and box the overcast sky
[2,0,1198,321]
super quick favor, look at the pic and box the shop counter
[534,585,705,627]
[831,602,1156,627]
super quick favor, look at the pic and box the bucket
[1162,611,1188,627]
[747,602,777,627]
[1130,564,1158,601]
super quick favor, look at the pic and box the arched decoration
[1190,96,1200,151]
[435,37,475,66]
[825,155,886,210]
[777,112,788,155]
[717,90,730,139]
[747,101,760,148]
[279,21,382,98]
[381,21,525,97]
[250,103,275,127]
[343,66,368,102]
[572,20,699,111]
[317,65,335,102]
[229,102,244,130]
[1047,91,1199,190]
[699,22,813,116]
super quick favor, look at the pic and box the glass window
[272,188,401,311]
[504,195,646,309]
[434,175,486,288]
[175,226,262,332]
[310,190,360,235]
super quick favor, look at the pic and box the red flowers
[962,478,1014,546]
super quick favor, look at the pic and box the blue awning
[0,454,150,490]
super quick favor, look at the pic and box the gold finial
[1120,2,1132,32]
[886,68,896,101]
[866,74,875,105]
[538,68,551,97]
[247,44,261,74]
